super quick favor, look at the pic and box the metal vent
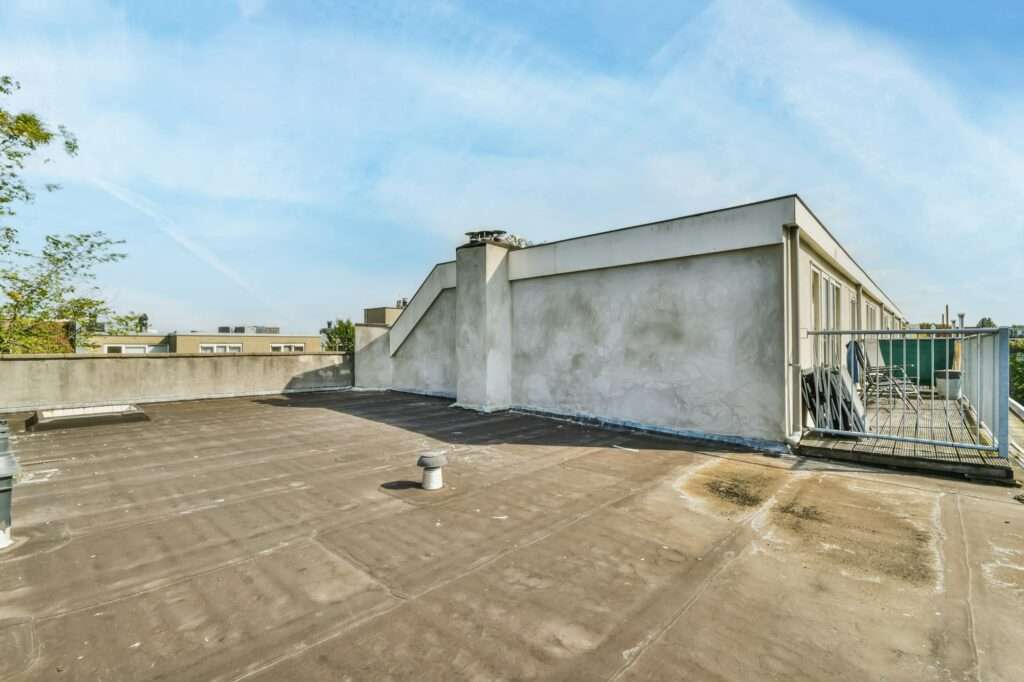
[465,229,508,244]
[1,420,15,549]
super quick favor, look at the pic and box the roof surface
[2,391,1023,680]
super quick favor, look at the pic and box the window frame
[865,302,879,330]
[104,344,148,354]
[270,343,305,353]
[199,344,243,353]
[810,265,843,332]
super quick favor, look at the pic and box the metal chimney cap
[465,229,508,244]
[417,450,448,469]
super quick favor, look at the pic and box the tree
[975,317,996,328]
[321,318,355,353]
[0,75,125,353]
[104,311,149,334]
[1012,347,1024,404]
[1,233,125,352]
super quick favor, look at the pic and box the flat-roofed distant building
[86,331,322,354]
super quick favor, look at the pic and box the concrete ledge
[28,405,150,432]
[797,443,1016,484]
[508,195,792,281]
[1010,397,1024,421]
[2,386,352,415]
[389,261,456,356]
[0,352,353,413]
[0,413,35,433]
[392,387,457,400]
[509,405,790,455]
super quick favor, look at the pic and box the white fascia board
[508,196,795,281]
[389,261,456,356]
[793,198,904,319]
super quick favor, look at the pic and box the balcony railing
[804,327,1010,460]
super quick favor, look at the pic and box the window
[271,344,305,352]
[810,267,842,331]
[105,344,164,354]
[849,294,858,330]
[199,344,242,353]
[830,280,842,330]
[811,270,822,331]
[866,303,879,329]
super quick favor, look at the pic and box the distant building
[216,324,281,334]
[355,194,907,448]
[362,306,405,326]
[85,330,323,354]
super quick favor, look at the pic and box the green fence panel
[879,339,956,387]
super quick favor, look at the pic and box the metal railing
[804,327,1010,459]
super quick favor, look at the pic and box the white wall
[354,195,904,449]
[392,288,457,397]
[354,325,391,389]
[510,245,788,443]
[509,196,791,280]
[0,353,352,412]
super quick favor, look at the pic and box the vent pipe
[416,450,448,491]
[0,421,16,549]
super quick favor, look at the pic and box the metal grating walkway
[800,393,1014,480]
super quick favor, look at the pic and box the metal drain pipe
[417,450,448,491]
[0,421,16,549]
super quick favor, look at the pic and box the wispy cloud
[236,0,269,20]
[88,177,295,325]
[1,0,1020,327]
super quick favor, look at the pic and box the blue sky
[1,0,1021,333]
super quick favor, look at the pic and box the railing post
[997,327,1010,459]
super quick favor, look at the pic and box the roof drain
[0,421,16,549]
[417,450,448,491]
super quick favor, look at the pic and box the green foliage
[1012,349,1024,405]
[975,316,996,328]
[1,74,125,353]
[1,76,78,222]
[321,318,355,353]
[1,232,125,353]
[103,311,150,335]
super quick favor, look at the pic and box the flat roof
[3,391,1022,679]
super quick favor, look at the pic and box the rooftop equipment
[465,229,509,244]
[416,450,448,491]
[0,420,16,549]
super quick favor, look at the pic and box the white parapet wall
[353,195,904,450]
[0,353,353,412]
[510,244,787,443]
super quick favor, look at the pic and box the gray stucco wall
[392,288,457,397]
[455,244,487,405]
[0,353,352,412]
[510,245,787,443]
[354,325,392,389]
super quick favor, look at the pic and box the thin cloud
[2,0,1020,326]
[88,177,294,325]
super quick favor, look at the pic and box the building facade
[87,333,322,354]
[355,195,905,450]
